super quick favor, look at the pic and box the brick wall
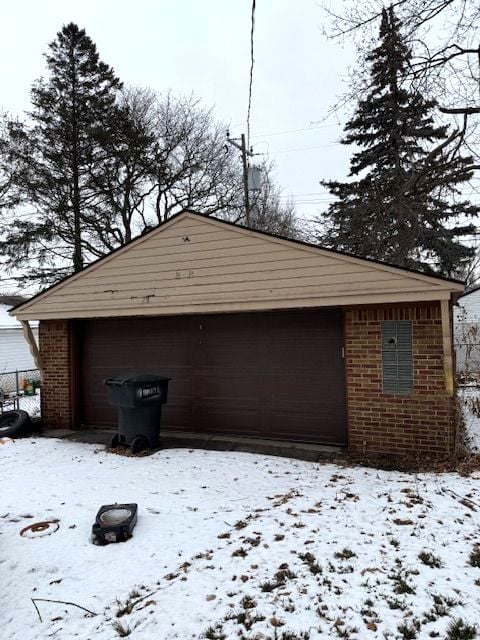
[39,320,72,428]
[344,302,455,457]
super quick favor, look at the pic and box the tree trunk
[70,42,83,272]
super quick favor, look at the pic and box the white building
[0,297,39,374]
[454,286,480,376]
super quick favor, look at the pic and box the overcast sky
[0,0,356,225]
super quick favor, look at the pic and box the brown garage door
[79,309,347,445]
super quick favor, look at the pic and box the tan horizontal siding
[19,289,452,321]
[81,259,358,283]
[94,252,332,274]
[27,281,443,315]
[61,266,413,296]
[106,240,289,263]
[115,233,260,257]
[13,212,461,321]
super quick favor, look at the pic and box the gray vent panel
[381,321,413,395]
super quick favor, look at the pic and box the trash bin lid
[104,374,170,386]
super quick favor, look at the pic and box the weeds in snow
[203,625,226,640]
[391,573,416,595]
[334,548,356,560]
[332,617,351,638]
[446,618,477,640]
[224,608,266,630]
[240,595,256,609]
[114,598,134,618]
[468,545,480,567]
[298,551,322,575]
[418,550,443,568]
[397,620,420,639]
[112,620,132,637]
[260,579,279,592]
[386,597,407,611]
[274,565,297,583]
[422,593,460,622]
[298,551,315,563]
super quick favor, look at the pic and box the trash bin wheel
[131,435,149,454]
[109,433,120,449]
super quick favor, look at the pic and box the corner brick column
[39,320,73,428]
[344,302,455,457]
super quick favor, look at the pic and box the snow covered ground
[2,438,480,640]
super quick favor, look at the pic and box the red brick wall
[344,302,455,457]
[39,320,73,428]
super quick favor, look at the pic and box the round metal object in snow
[91,503,138,545]
[20,520,60,538]
[99,508,132,526]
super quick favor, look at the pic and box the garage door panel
[163,402,192,429]
[268,375,345,401]
[271,350,339,371]
[80,309,347,444]
[81,317,195,430]
[200,373,262,397]
[201,343,264,369]
[201,405,262,434]
[268,410,345,443]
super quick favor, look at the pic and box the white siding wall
[454,290,480,373]
[0,327,39,373]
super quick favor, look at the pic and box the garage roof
[12,211,464,321]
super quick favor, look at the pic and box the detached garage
[11,211,463,456]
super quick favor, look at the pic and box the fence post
[15,370,19,411]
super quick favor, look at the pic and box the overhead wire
[239,11,478,226]
[246,0,256,149]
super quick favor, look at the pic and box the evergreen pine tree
[4,23,122,276]
[320,6,477,276]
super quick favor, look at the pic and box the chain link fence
[0,369,41,418]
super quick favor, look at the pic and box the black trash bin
[104,375,170,452]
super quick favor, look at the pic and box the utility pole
[227,132,253,227]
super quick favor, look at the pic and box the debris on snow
[2,438,480,639]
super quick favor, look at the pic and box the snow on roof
[0,304,38,330]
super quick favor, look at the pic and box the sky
[0,0,356,228]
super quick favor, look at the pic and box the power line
[246,0,256,149]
